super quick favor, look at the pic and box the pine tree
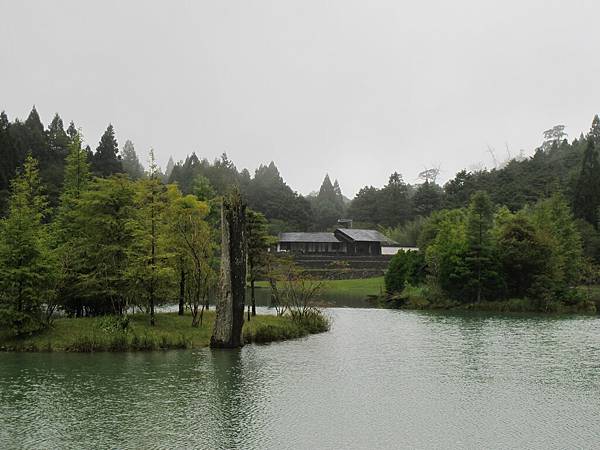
[66,121,78,142]
[589,115,600,146]
[121,139,145,180]
[47,114,69,155]
[573,139,600,227]
[92,124,123,177]
[24,106,48,162]
[164,156,175,182]
[0,111,18,212]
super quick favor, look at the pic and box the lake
[1,308,600,449]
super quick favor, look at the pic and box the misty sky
[2,0,600,197]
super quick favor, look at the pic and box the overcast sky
[2,0,600,196]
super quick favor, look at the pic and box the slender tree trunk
[150,213,156,326]
[178,267,185,316]
[210,190,246,348]
[251,278,256,316]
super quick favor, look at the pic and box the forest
[2,106,600,333]
[383,121,600,312]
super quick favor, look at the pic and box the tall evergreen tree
[66,121,78,142]
[573,139,600,227]
[164,156,175,181]
[413,181,444,217]
[47,114,69,154]
[312,174,346,230]
[121,139,145,180]
[92,124,123,177]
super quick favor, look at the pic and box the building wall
[279,241,347,254]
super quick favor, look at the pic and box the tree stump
[210,189,247,348]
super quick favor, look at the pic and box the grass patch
[0,311,330,352]
[255,276,385,298]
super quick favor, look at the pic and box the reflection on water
[250,286,378,308]
[2,309,600,449]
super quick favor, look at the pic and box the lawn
[255,276,385,298]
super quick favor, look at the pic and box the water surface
[1,309,600,449]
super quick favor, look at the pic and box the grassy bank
[255,276,385,298]
[381,285,597,314]
[0,311,330,352]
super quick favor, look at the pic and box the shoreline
[0,311,330,353]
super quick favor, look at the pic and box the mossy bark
[210,190,247,348]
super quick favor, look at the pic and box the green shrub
[385,250,426,293]
[0,309,46,338]
[97,315,131,334]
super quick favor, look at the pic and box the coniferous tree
[44,113,70,205]
[53,135,92,316]
[66,121,78,142]
[164,156,175,182]
[0,156,55,334]
[413,181,445,217]
[121,140,145,180]
[24,107,46,161]
[311,174,346,230]
[127,149,173,325]
[0,111,18,213]
[92,124,123,177]
[466,191,497,303]
[74,175,135,315]
[573,139,600,227]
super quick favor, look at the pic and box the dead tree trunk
[210,190,247,349]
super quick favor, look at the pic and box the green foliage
[192,174,216,201]
[166,185,216,326]
[530,193,583,285]
[0,156,55,334]
[413,181,445,217]
[309,174,346,230]
[71,175,136,315]
[121,140,145,180]
[126,150,174,324]
[573,138,600,227]
[379,216,425,247]
[92,124,123,177]
[97,315,131,334]
[384,250,425,293]
[0,312,328,352]
[408,190,586,310]
[496,215,556,303]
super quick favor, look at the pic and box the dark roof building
[278,228,397,256]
